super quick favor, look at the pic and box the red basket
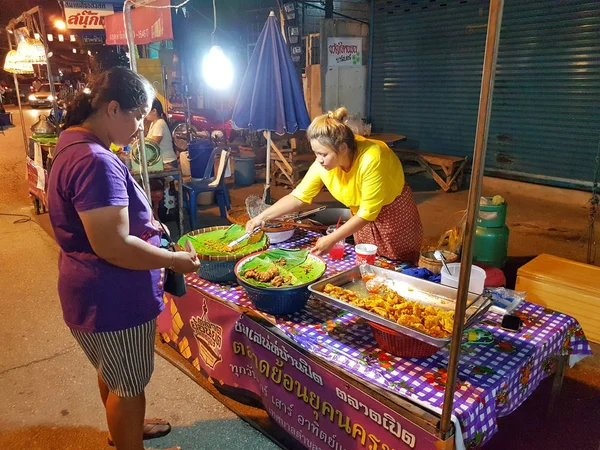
[369,322,440,358]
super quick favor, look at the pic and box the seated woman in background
[146,98,178,168]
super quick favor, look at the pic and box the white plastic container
[440,263,486,295]
[180,151,191,177]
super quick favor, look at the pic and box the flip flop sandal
[108,418,172,446]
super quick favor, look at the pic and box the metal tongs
[227,225,262,249]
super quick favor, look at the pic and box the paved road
[0,105,281,450]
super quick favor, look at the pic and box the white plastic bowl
[266,228,295,244]
[440,263,486,295]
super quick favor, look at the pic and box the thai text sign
[158,293,446,450]
[327,37,362,67]
[64,2,114,30]
[104,0,173,46]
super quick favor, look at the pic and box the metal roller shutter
[370,0,600,189]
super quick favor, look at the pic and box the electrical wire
[0,213,33,224]
[212,0,217,35]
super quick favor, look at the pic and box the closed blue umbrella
[231,11,310,202]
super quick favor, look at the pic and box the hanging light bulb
[3,49,34,74]
[70,35,76,42]
[58,34,64,42]
[202,45,233,90]
[47,34,53,42]
[202,0,234,90]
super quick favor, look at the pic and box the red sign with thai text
[104,0,173,46]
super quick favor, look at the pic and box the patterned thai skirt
[354,184,423,263]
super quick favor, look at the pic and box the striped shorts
[70,319,156,398]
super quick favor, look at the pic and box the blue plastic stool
[182,147,232,230]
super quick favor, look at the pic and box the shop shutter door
[370,0,600,188]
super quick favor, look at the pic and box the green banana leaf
[239,249,326,288]
[178,225,268,256]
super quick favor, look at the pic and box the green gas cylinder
[473,199,510,268]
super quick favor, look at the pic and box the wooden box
[516,254,600,343]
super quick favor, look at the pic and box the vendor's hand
[246,216,264,233]
[171,251,200,274]
[310,235,337,256]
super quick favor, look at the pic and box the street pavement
[0,105,281,450]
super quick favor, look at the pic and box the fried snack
[243,265,293,287]
[322,284,454,338]
[243,266,280,283]
[204,239,235,253]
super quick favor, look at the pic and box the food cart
[156,233,591,449]
[132,1,594,447]
[26,134,56,215]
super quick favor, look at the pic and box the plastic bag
[359,264,387,293]
[487,287,526,315]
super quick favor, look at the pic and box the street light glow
[55,20,66,30]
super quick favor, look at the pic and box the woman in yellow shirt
[246,107,423,262]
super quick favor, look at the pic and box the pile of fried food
[243,258,290,287]
[323,284,454,338]
[204,239,235,253]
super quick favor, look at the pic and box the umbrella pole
[263,130,272,203]
[439,0,504,436]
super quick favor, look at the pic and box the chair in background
[182,146,232,230]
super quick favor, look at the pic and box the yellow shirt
[291,136,405,221]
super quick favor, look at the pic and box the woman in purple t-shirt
[48,67,198,450]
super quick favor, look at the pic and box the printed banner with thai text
[327,37,363,68]
[158,291,447,450]
[64,1,115,30]
[104,0,173,46]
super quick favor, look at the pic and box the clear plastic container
[440,263,486,294]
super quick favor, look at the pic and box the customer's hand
[171,251,201,274]
[245,216,264,233]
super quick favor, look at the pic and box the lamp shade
[3,50,34,74]
[16,38,46,64]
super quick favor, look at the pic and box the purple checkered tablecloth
[184,232,592,448]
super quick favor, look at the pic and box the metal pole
[439,0,504,435]
[125,0,152,200]
[37,7,60,134]
[263,130,272,203]
[6,28,29,155]
[366,0,374,123]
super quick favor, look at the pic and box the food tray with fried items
[308,265,493,348]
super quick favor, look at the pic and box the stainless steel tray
[308,265,493,348]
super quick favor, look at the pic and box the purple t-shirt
[48,130,165,333]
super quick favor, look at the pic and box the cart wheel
[33,198,41,215]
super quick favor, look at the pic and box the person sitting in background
[146,98,177,168]
[32,77,42,92]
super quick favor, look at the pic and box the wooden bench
[394,148,468,192]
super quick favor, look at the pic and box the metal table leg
[178,168,184,237]
[547,354,568,418]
